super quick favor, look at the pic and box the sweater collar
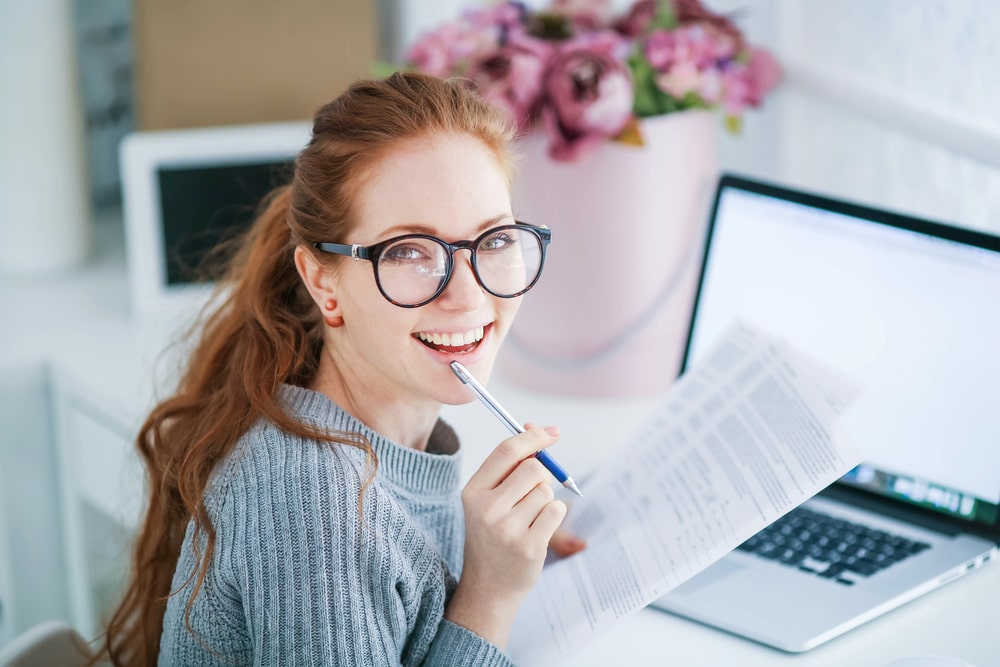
[278,383,462,495]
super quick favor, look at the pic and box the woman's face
[328,132,521,407]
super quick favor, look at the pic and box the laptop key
[846,560,880,576]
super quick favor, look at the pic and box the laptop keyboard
[737,507,932,586]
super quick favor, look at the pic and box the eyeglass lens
[376,227,543,306]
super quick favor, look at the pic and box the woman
[101,72,583,666]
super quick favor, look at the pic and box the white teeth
[416,326,485,347]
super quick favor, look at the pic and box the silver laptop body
[650,175,1000,653]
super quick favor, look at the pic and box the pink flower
[467,36,554,131]
[656,61,701,98]
[613,0,657,38]
[406,21,500,77]
[645,26,717,71]
[464,2,526,31]
[698,68,722,104]
[673,0,746,54]
[720,62,750,116]
[744,47,782,106]
[541,37,635,161]
[717,48,781,116]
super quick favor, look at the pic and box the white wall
[769,0,1000,234]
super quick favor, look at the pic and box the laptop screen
[683,175,1000,530]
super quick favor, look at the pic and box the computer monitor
[119,122,310,317]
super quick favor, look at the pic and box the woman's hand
[445,424,568,648]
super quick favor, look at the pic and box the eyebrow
[377,213,514,241]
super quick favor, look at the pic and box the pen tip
[449,361,468,382]
[567,480,583,498]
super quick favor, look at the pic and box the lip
[413,322,494,365]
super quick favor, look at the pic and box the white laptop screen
[684,177,1000,529]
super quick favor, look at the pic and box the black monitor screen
[158,160,294,285]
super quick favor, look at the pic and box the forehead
[352,133,512,242]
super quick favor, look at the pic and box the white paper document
[507,321,864,665]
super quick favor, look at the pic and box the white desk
[1,218,997,664]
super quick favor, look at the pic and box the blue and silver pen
[450,361,583,497]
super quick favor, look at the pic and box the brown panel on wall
[133,0,377,130]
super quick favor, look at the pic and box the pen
[449,361,583,497]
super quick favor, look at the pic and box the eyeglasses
[312,222,552,308]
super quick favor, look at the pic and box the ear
[294,245,342,320]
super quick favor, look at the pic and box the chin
[439,391,481,408]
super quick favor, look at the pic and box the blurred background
[1,0,998,654]
[43,0,1000,233]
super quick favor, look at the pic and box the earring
[322,298,343,328]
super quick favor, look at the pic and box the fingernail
[544,426,560,437]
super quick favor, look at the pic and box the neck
[309,345,441,451]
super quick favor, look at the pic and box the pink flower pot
[500,110,719,397]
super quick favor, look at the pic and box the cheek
[494,296,523,336]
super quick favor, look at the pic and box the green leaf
[628,51,662,117]
[725,115,743,134]
[648,0,679,32]
[527,11,574,40]
[370,61,406,79]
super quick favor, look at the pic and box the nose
[437,250,486,310]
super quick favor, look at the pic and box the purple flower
[467,35,554,131]
[406,4,530,78]
[406,21,501,77]
[541,36,635,161]
[613,0,657,38]
[673,0,746,54]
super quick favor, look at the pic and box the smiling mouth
[414,325,487,354]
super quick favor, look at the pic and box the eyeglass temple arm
[313,242,370,261]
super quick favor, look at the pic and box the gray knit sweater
[159,384,515,666]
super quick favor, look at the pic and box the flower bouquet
[406,0,781,162]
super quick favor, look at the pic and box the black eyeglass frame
[312,221,552,308]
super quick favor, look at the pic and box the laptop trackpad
[673,559,745,595]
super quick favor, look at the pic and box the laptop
[650,174,1000,652]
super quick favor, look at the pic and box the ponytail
[100,186,358,665]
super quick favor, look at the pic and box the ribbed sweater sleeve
[158,385,515,666]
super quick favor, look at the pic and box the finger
[467,426,560,492]
[509,482,556,523]
[493,457,552,509]
[549,527,587,559]
[529,499,568,539]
